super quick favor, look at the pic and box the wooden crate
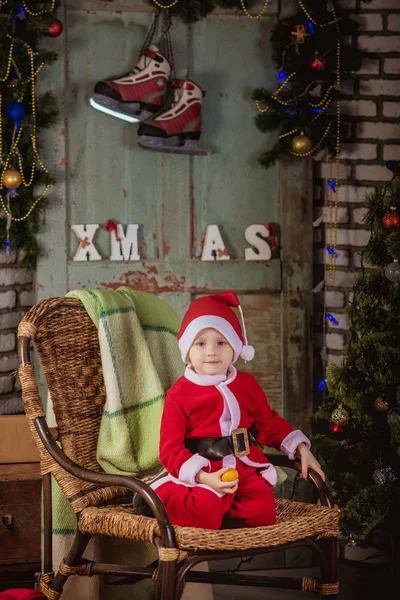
[0,463,41,590]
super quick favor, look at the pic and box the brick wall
[0,250,33,413]
[313,0,400,391]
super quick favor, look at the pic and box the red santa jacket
[159,366,310,488]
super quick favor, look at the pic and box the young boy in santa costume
[152,291,325,529]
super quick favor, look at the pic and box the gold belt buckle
[231,428,250,457]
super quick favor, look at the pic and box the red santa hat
[178,291,255,364]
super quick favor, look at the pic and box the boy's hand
[296,443,325,481]
[196,467,238,494]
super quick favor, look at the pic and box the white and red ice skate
[137,78,207,155]
[90,45,171,123]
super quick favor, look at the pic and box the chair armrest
[34,416,176,548]
[265,452,334,508]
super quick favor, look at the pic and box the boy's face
[188,328,234,376]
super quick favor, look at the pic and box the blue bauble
[6,101,26,122]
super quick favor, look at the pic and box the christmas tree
[312,165,400,550]
[0,1,60,268]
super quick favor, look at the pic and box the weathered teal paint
[35,1,313,420]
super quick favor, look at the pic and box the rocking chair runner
[17,296,339,600]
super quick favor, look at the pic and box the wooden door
[36,1,313,429]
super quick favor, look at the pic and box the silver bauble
[384,260,400,282]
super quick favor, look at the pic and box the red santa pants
[155,462,276,529]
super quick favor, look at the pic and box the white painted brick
[0,311,24,330]
[0,333,15,352]
[314,248,350,267]
[353,207,368,224]
[356,58,380,75]
[359,79,400,96]
[388,14,400,31]
[0,291,16,310]
[353,13,383,31]
[347,292,354,305]
[325,269,355,288]
[357,122,400,139]
[384,145,400,161]
[382,102,400,118]
[383,59,400,75]
[325,291,345,308]
[0,396,24,414]
[353,251,375,269]
[327,353,343,366]
[0,354,19,373]
[341,80,355,95]
[19,290,34,307]
[338,0,356,8]
[341,143,377,160]
[326,332,344,351]
[355,164,392,181]
[361,0,398,7]
[0,268,33,287]
[0,375,14,394]
[314,207,349,224]
[340,100,377,117]
[336,228,371,247]
[358,36,400,53]
[338,186,375,204]
[0,250,17,264]
[327,313,350,330]
[14,374,21,392]
[318,163,351,180]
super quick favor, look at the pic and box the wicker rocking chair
[17,296,339,600]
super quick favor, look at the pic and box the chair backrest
[18,297,127,512]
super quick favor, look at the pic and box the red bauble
[382,208,400,232]
[330,423,344,433]
[47,19,63,38]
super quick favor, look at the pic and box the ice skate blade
[138,135,208,156]
[89,95,153,124]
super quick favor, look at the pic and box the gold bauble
[331,405,349,426]
[373,397,389,412]
[2,169,22,189]
[291,132,313,154]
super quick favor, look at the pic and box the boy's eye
[195,341,205,346]
[217,341,226,346]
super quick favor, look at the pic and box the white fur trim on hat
[179,315,243,363]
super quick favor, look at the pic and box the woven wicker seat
[18,296,340,600]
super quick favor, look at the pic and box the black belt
[185,428,251,460]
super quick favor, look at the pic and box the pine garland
[311,173,400,544]
[128,1,257,23]
[253,0,361,168]
[0,1,60,268]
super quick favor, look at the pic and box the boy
[152,291,324,529]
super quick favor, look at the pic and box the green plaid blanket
[67,286,184,478]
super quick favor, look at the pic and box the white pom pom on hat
[177,290,255,364]
[240,345,255,362]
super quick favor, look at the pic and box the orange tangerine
[221,468,239,482]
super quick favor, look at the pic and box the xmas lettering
[71,223,273,262]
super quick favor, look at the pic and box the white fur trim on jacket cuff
[178,453,211,485]
[280,430,311,460]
